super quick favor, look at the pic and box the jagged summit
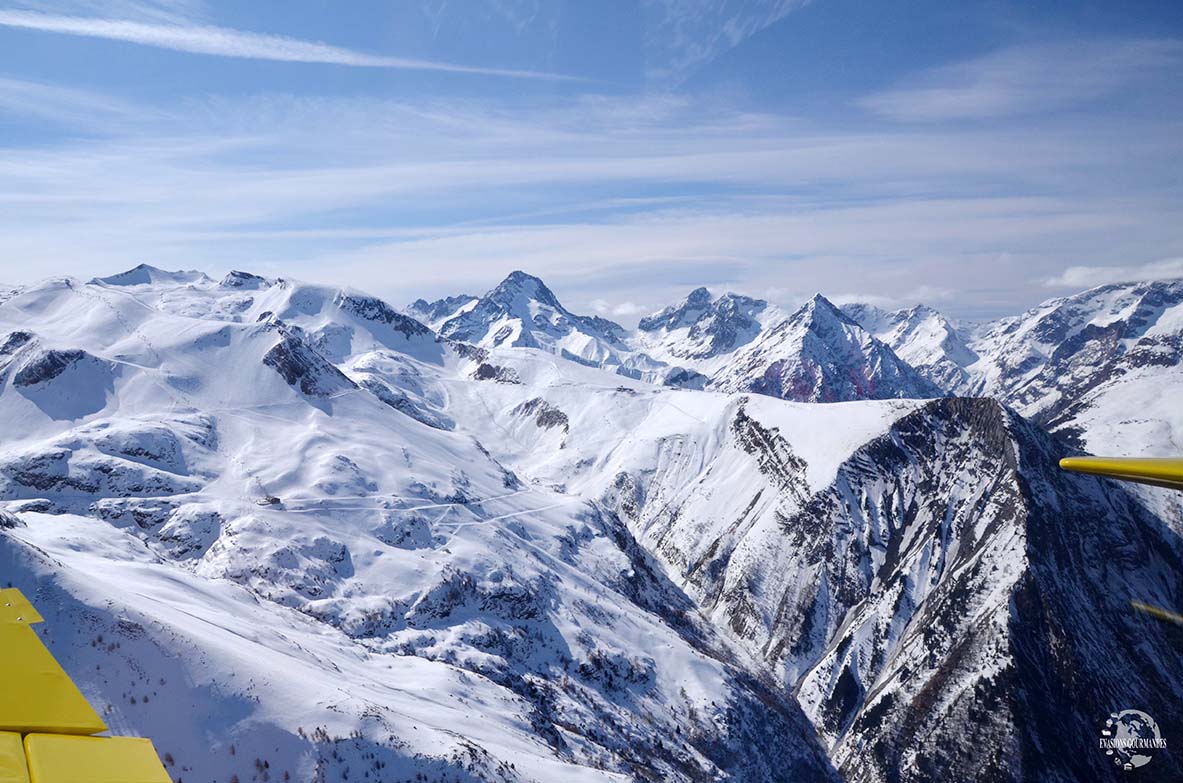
[637,287,769,362]
[709,292,941,402]
[435,271,630,364]
[841,300,978,392]
[487,270,564,311]
[406,293,477,326]
[792,292,855,327]
[638,286,715,332]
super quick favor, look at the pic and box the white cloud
[1044,259,1183,289]
[861,40,1182,121]
[0,9,571,78]
[611,301,647,316]
[0,78,1179,319]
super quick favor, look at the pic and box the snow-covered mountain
[3,264,1182,783]
[432,276,942,403]
[963,280,1183,456]
[425,345,1183,782]
[406,293,479,329]
[705,294,942,402]
[841,280,1183,458]
[840,302,978,392]
[634,287,942,401]
[428,271,651,376]
[0,266,837,783]
[636,287,772,361]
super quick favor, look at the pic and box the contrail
[0,9,575,80]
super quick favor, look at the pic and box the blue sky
[0,0,1181,321]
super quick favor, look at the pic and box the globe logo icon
[1100,710,1167,770]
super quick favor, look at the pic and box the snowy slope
[0,266,837,783]
[706,295,942,402]
[962,279,1183,454]
[635,287,776,363]
[840,302,978,392]
[443,348,1183,782]
[431,272,649,376]
[427,277,940,403]
[3,265,1182,783]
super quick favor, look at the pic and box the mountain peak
[488,271,561,310]
[794,293,856,328]
[221,270,271,289]
[638,287,717,332]
[91,264,210,287]
[407,294,477,325]
[435,271,628,354]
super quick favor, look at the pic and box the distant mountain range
[0,264,1180,782]
[411,271,1183,458]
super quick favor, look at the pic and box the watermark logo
[1100,710,1167,771]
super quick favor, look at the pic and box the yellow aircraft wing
[1060,457,1183,626]
[24,735,170,783]
[0,733,29,783]
[1058,457,1183,492]
[0,623,107,737]
[0,591,43,626]
[0,589,170,782]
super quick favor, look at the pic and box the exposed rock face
[472,362,522,384]
[712,295,943,402]
[512,397,571,433]
[639,288,768,359]
[262,331,358,397]
[335,292,434,341]
[601,395,1183,782]
[0,330,33,356]
[407,294,478,325]
[13,348,89,387]
[842,302,979,392]
[221,270,271,289]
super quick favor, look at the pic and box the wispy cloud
[1045,258,1183,289]
[0,69,1179,319]
[643,0,810,84]
[11,0,210,25]
[590,298,649,317]
[0,9,573,79]
[861,40,1182,121]
[0,76,153,128]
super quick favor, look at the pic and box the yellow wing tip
[0,589,44,626]
[1059,456,1183,491]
